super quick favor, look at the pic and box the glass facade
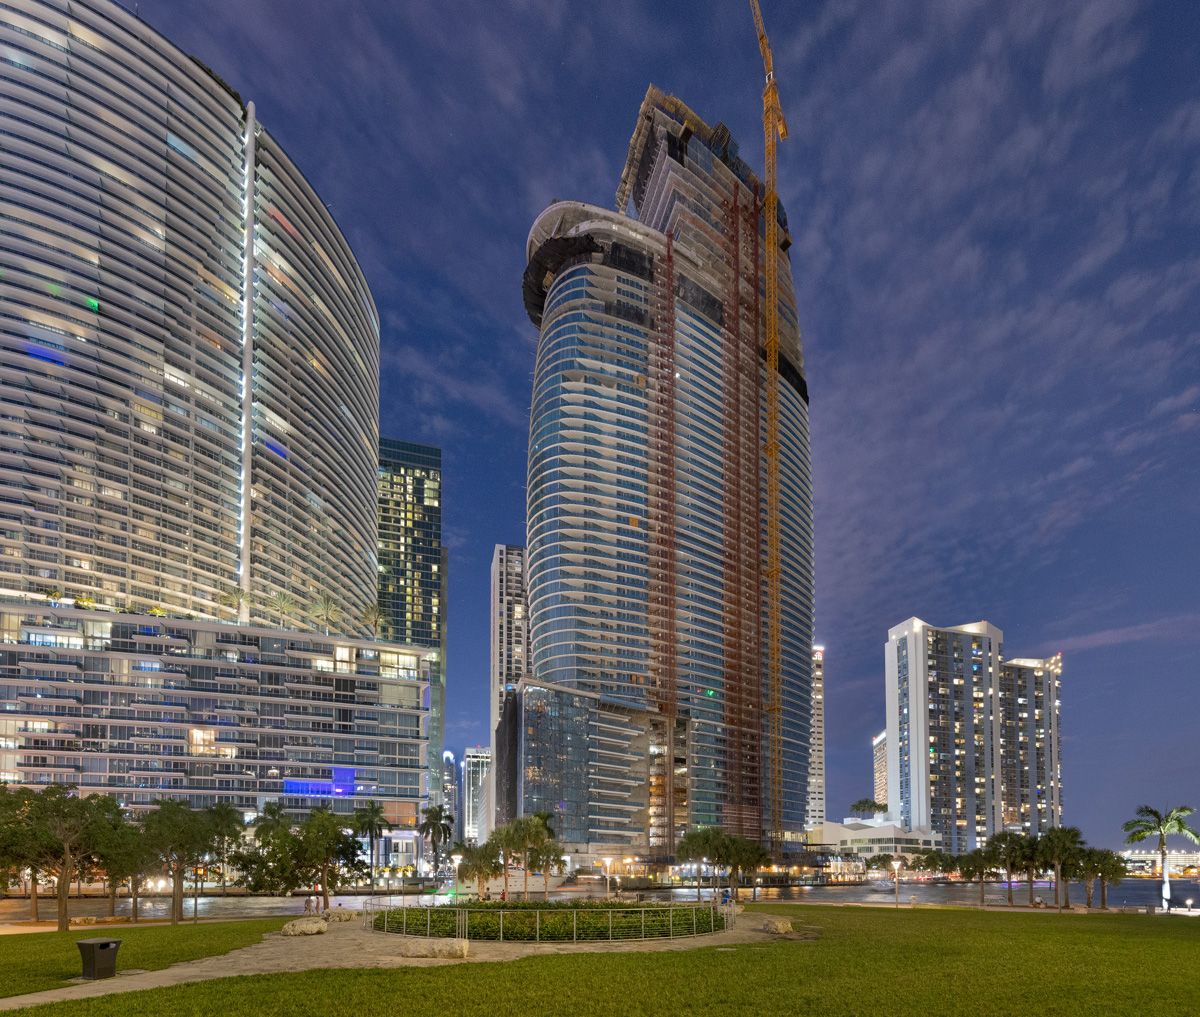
[520,89,815,854]
[0,0,379,629]
[377,438,445,796]
[0,606,431,822]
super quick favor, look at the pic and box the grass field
[0,919,289,998]
[9,904,1198,1016]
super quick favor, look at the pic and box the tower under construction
[512,87,814,861]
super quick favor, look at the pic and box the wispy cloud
[1042,614,1200,654]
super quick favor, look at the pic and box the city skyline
[130,0,1199,849]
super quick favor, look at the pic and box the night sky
[138,1,1199,850]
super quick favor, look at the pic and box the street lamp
[602,857,613,898]
[892,860,902,909]
[451,853,463,899]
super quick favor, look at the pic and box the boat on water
[870,880,897,892]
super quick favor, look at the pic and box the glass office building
[519,87,815,856]
[0,0,378,628]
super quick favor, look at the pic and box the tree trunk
[1063,876,1071,908]
[171,863,185,925]
[321,864,330,912]
[193,867,200,923]
[979,878,986,907]
[1085,879,1094,908]
[108,882,117,918]
[369,833,376,893]
[56,854,73,932]
[132,883,140,923]
[1053,863,1061,908]
[544,872,549,901]
[1160,847,1170,910]
[1100,877,1108,910]
[523,854,529,902]
[1027,868,1035,906]
[1006,865,1013,906]
[29,869,39,923]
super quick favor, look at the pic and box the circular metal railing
[361,897,733,943]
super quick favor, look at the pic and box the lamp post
[451,853,463,899]
[602,857,613,898]
[893,860,902,909]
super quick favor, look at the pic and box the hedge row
[371,905,726,941]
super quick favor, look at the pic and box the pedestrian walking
[304,896,314,915]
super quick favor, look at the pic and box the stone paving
[0,911,804,1011]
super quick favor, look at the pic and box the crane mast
[748,0,787,859]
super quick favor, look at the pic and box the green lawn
[0,919,288,998]
[10,905,1200,1016]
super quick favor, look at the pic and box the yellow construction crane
[748,0,787,858]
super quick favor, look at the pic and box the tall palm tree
[458,841,503,898]
[265,590,296,628]
[1039,826,1084,909]
[492,821,522,900]
[205,802,244,896]
[990,832,1025,906]
[360,603,385,640]
[417,804,454,877]
[1122,805,1199,911]
[1077,847,1104,909]
[676,828,724,900]
[310,593,342,636]
[1020,834,1041,907]
[957,849,991,907]
[219,586,251,623]
[353,799,391,893]
[1097,849,1127,910]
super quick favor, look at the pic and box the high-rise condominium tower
[461,746,491,845]
[378,439,446,793]
[885,618,1062,852]
[517,87,814,856]
[440,750,462,846]
[806,647,825,832]
[0,0,378,626]
[0,0,431,822]
[489,544,527,831]
[872,731,888,807]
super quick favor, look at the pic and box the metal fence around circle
[360,898,733,943]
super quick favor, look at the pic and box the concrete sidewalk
[0,911,802,1011]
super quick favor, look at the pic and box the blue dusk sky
[139,0,1198,850]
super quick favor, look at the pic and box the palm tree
[1039,826,1084,909]
[1020,834,1041,907]
[417,805,454,877]
[990,831,1025,906]
[1097,849,1127,910]
[458,841,503,899]
[205,802,244,895]
[265,590,296,628]
[43,585,63,606]
[219,586,250,623]
[957,849,992,907]
[310,593,342,636]
[726,836,772,901]
[1077,847,1104,909]
[1122,805,1199,911]
[352,799,391,893]
[360,603,385,640]
[676,827,725,900]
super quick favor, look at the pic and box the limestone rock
[70,916,97,925]
[761,917,793,935]
[282,917,328,936]
[324,907,356,923]
[734,905,745,915]
[395,937,468,958]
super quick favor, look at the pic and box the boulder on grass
[70,916,97,925]
[282,917,328,936]
[324,907,356,923]
[761,917,793,935]
[395,937,468,958]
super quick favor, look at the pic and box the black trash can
[76,938,121,980]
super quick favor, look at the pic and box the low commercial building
[818,817,941,862]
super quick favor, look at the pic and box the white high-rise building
[805,646,825,832]
[489,544,528,828]
[872,731,888,807]
[462,746,491,845]
[885,618,1062,853]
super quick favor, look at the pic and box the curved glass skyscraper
[0,0,378,627]
[518,88,814,854]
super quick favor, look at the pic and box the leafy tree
[206,801,244,895]
[233,801,302,895]
[957,849,992,907]
[88,796,147,919]
[23,785,100,931]
[458,840,503,898]
[725,836,772,900]
[360,603,385,640]
[1097,849,1127,910]
[1039,826,1084,908]
[297,808,363,912]
[142,800,214,924]
[1122,805,1199,911]
[264,590,296,628]
[417,804,454,876]
[352,799,392,892]
[676,827,726,899]
[849,799,887,816]
[310,593,342,635]
[0,784,52,922]
[988,832,1025,907]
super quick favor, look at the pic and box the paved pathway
[0,911,803,1011]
